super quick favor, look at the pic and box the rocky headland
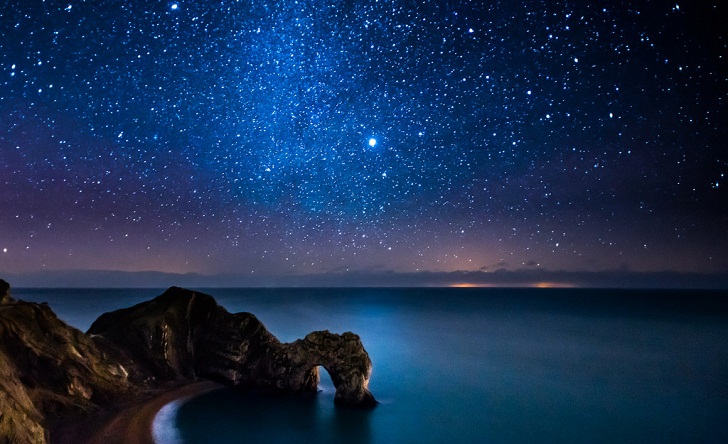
[0,280,376,443]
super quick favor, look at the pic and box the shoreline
[53,380,223,444]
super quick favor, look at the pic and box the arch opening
[317,365,336,394]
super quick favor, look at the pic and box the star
[0,0,725,283]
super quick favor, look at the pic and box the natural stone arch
[89,287,377,408]
[286,331,377,407]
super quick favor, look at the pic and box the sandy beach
[53,381,222,444]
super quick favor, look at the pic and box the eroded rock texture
[291,331,376,407]
[88,286,377,407]
[0,299,144,443]
[0,283,376,443]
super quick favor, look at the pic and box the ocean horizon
[15,287,728,443]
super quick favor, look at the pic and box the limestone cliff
[88,286,377,407]
[0,283,376,443]
[0,299,144,443]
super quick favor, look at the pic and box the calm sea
[14,287,728,443]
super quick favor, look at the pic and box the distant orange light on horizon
[449,283,495,288]
[533,282,578,288]
[448,282,578,288]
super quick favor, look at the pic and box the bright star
[171,3,179,10]
[368,138,377,147]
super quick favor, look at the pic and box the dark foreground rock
[0,296,145,443]
[0,284,376,443]
[88,286,377,407]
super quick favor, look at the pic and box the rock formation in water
[88,286,377,407]
[0,283,376,443]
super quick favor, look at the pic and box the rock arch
[287,331,377,407]
[89,287,377,408]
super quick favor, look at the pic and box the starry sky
[1,0,727,287]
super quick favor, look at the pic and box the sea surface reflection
[16,287,728,443]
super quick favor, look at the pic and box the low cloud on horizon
[5,268,728,290]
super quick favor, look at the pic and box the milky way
[1,1,726,283]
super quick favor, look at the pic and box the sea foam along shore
[53,381,222,444]
[152,381,227,444]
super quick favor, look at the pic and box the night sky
[1,1,727,287]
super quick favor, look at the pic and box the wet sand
[53,381,222,444]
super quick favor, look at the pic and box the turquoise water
[15,287,728,443]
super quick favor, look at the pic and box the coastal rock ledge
[0,281,376,443]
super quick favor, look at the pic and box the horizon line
[4,268,728,290]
